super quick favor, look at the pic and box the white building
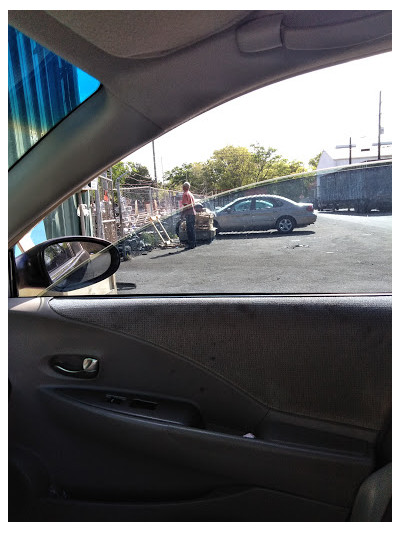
[317,142,392,170]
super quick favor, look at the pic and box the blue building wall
[8,25,80,167]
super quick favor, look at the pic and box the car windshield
[8,25,101,168]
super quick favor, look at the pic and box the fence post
[95,188,104,239]
[116,177,123,235]
[77,191,86,236]
[149,187,153,215]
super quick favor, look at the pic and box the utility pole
[378,91,382,160]
[336,137,356,165]
[349,136,352,165]
[152,140,157,186]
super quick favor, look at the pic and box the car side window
[232,199,252,212]
[255,199,274,210]
[9,31,391,298]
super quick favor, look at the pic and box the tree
[164,144,310,194]
[108,162,128,186]
[250,144,281,181]
[249,144,308,181]
[125,162,152,186]
[308,151,322,170]
[204,146,257,191]
[164,163,196,189]
[109,161,152,187]
[269,158,307,177]
[163,162,209,193]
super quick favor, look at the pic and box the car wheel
[355,201,368,214]
[213,220,220,234]
[276,216,295,233]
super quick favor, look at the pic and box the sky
[125,51,392,181]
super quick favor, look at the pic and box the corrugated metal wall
[317,162,392,204]
[8,25,80,167]
[9,25,92,240]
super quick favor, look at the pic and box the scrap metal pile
[179,209,217,243]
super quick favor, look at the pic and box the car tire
[355,201,368,214]
[213,220,220,235]
[276,216,295,233]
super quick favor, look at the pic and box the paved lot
[115,212,392,294]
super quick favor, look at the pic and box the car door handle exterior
[51,356,99,378]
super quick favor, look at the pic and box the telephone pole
[152,141,157,186]
[378,91,382,160]
[336,137,356,165]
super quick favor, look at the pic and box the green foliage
[164,163,195,189]
[140,231,158,248]
[270,158,307,178]
[204,146,257,191]
[108,162,127,185]
[250,143,281,181]
[116,144,315,196]
[126,162,152,186]
[109,161,152,187]
[164,144,310,193]
[308,151,323,170]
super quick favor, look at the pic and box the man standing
[181,181,196,249]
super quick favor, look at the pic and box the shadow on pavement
[317,210,391,218]
[116,282,137,291]
[149,247,189,259]
[217,230,315,240]
[145,232,316,258]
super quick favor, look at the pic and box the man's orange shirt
[182,190,196,216]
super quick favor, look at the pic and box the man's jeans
[185,215,196,248]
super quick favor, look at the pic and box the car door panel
[250,198,278,229]
[38,385,374,505]
[45,295,391,429]
[251,207,277,229]
[217,200,253,231]
[8,295,391,521]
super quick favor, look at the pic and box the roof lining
[45,10,254,59]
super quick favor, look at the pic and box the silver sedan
[213,195,317,234]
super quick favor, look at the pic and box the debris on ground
[290,244,309,249]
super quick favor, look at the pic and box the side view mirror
[15,236,120,294]
[226,207,232,214]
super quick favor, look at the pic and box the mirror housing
[15,236,120,294]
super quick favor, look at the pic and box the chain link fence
[88,182,206,256]
[89,175,118,242]
[117,186,181,235]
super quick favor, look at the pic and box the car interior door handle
[51,356,99,378]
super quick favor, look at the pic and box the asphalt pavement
[115,212,392,295]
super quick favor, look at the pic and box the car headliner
[8,10,391,247]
